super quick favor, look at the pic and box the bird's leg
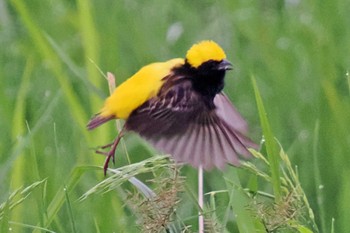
[102,133,123,176]
[95,128,125,176]
[95,131,124,154]
[95,142,114,155]
[100,142,114,149]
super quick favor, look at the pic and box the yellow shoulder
[100,58,184,119]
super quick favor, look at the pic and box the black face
[173,59,232,99]
[191,59,232,98]
[197,60,224,76]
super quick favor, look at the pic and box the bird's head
[185,40,232,72]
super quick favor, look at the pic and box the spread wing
[125,78,255,170]
[214,93,248,133]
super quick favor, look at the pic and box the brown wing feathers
[125,75,255,169]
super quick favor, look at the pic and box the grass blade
[64,187,77,233]
[33,166,98,233]
[224,169,265,233]
[347,71,350,95]
[331,218,335,233]
[0,199,10,233]
[10,57,35,222]
[252,76,281,201]
[10,0,89,134]
[312,120,326,232]
[79,155,169,201]
[45,34,105,98]
[9,221,56,233]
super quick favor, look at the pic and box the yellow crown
[186,40,227,68]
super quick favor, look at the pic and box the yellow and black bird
[87,40,256,174]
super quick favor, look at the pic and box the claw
[96,150,108,156]
[100,142,114,149]
[95,129,125,176]
[103,151,115,176]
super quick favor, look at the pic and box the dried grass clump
[253,190,306,232]
[128,165,186,233]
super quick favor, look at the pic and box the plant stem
[198,166,204,233]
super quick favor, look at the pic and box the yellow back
[100,58,184,119]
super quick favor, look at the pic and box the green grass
[1,0,350,232]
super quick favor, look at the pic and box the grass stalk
[198,166,204,232]
[252,76,282,201]
[224,169,265,233]
[33,166,98,233]
[347,71,350,95]
[64,187,77,233]
[9,57,34,222]
[312,120,326,232]
[10,0,89,135]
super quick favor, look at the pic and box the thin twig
[198,166,204,233]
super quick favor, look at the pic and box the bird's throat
[192,70,226,98]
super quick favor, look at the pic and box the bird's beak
[217,59,233,70]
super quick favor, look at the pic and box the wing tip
[87,114,115,130]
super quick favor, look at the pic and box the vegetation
[1,0,349,232]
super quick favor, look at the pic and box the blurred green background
[1,0,349,232]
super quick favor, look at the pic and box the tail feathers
[87,114,115,130]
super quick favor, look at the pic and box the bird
[87,40,256,175]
